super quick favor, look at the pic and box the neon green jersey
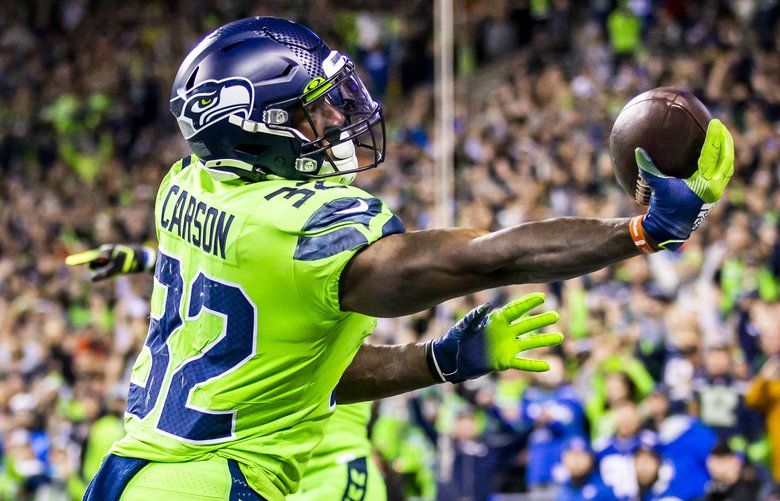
[305,402,372,472]
[110,155,403,500]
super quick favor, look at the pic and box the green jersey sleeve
[283,183,405,316]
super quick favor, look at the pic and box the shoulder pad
[290,187,403,262]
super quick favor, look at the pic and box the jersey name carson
[159,184,235,260]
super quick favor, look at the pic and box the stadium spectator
[372,396,437,500]
[410,394,526,501]
[662,325,702,407]
[691,344,757,445]
[701,443,761,501]
[745,301,780,493]
[520,354,586,494]
[583,345,654,440]
[554,437,617,501]
[595,400,657,499]
[640,385,672,433]
[606,2,642,58]
[633,447,676,501]
[655,410,718,500]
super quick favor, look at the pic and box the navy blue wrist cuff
[425,341,446,384]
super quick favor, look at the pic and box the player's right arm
[66,244,156,281]
[340,119,734,317]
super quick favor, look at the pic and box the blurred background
[1,0,779,500]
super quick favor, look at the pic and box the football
[610,87,712,205]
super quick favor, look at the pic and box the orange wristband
[629,215,655,254]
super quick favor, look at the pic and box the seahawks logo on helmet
[171,77,254,139]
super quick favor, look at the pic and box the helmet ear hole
[185,67,199,91]
[235,144,269,156]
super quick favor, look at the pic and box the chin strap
[319,131,358,185]
[199,129,360,186]
[202,158,264,182]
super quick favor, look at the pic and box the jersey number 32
[126,252,256,444]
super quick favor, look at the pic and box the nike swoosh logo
[334,199,369,216]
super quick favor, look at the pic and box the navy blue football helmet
[170,17,385,182]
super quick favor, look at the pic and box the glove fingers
[635,148,671,181]
[510,357,551,372]
[457,303,491,331]
[89,260,119,282]
[509,311,560,335]
[516,332,564,351]
[87,255,113,270]
[696,119,725,180]
[689,119,736,203]
[65,249,103,267]
[90,267,112,282]
[496,293,545,323]
[718,122,735,183]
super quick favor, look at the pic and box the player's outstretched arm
[341,217,636,317]
[341,119,734,317]
[335,293,563,404]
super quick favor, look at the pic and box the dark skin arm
[334,217,641,403]
[335,343,433,404]
[341,217,640,317]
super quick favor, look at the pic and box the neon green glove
[66,244,156,281]
[637,118,735,250]
[428,293,564,383]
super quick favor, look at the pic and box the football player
[73,16,733,501]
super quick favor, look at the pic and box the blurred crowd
[1,0,779,500]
